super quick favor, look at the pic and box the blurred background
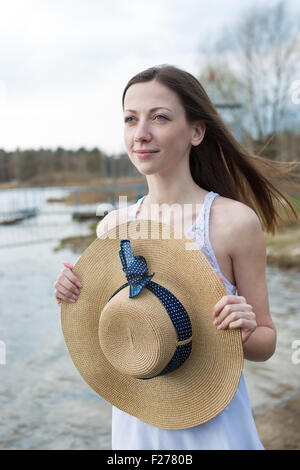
[0,0,300,450]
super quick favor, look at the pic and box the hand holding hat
[212,286,257,343]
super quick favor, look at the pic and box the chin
[135,163,163,176]
[129,153,167,176]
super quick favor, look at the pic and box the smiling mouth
[135,150,159,157]
[134,150,159,153]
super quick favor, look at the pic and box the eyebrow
[124,107,173,113]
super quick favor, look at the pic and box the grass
[53,220,98,254]
[263,193,300,271]
[264,225,300,271]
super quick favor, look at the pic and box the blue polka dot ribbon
[108,240,192,379]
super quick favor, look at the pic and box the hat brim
[61,220,243,430]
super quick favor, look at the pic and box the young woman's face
[123,80,201,176]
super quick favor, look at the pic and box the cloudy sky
[0,0,299,155]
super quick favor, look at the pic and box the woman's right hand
[54,262,82,305]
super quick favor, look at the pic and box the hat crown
[99,240,192,380]
[99,287,178,379]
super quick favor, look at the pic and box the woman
[54,64,299,450]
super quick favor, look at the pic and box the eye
[154,114,167,121]
[124,116,134,123]
[123,114,168,124]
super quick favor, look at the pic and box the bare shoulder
[96,204,136,237]
[215,195,261,224]
[213,195,265,257]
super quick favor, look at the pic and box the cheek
[123,128,130,149]
[162,130,188,158]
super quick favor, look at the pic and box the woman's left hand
[213,274,257,344]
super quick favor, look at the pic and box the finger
[56,291,77,304]
[59,268,82,289]
[55,281,79,299]
[54,285,78,305]
[62,268,82,288]
[67,272,82,288]
[229,318,255,331]
[63,262,74,269]
[212,295,247,319]
[214,303,253,325]
[216,311,253,330]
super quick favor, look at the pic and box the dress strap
[203,192,219,244]
[128,195,145,221]
[202,192,237,293]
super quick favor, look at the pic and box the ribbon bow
[119,240,155,298]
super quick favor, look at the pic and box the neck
[144,165,206,206]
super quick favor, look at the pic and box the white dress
[111,192,264,450]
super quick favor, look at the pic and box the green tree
[20,150,37,181]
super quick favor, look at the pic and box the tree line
[0,147,140,184]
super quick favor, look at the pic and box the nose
[133,120,152,142]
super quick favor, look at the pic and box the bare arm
[230,204,277,361]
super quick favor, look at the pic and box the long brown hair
[122,64,300,235]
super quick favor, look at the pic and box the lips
[134,150,159,158]
[134,150,159,153]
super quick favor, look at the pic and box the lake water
[0,187,299,449]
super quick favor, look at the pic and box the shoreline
[264,225,300,272]
[253,390,300,450]
[0,176,147,191]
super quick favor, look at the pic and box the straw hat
[61,219,243,430]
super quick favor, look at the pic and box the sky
[0,0,299,155]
